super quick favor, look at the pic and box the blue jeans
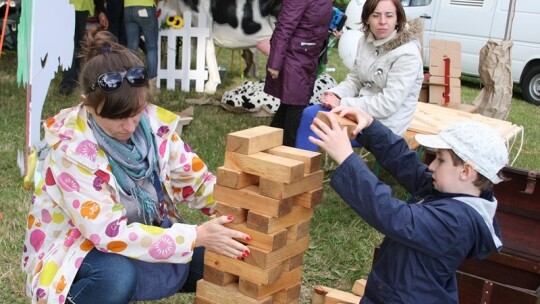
[124,6,158,78]
[67,249,137,304]
[295,104,361,151]
[67,247,204,303]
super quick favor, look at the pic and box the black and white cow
[159,0,282,93]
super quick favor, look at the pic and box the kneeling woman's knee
[302,104,324,120]
[95,253,138,301]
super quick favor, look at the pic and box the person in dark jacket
[264,0,333,147]
[309,106,508,303]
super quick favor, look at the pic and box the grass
[0,46,539,304]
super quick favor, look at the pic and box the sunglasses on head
[86,66,148,94]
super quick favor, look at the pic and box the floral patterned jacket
[21,103,216,304]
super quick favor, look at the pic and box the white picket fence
[157,11,209,92]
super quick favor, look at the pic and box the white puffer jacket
[330,19,424,135]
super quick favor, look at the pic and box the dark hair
[447,150,506,191]
[78,30,148,119]
[360,0,407,35]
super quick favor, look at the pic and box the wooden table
[404,103,523,161]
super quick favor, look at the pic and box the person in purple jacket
[309,106,508,303]
[263,0,333,147]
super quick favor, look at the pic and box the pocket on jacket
[365,270,394,303]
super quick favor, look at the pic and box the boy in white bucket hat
[308,106,508,303]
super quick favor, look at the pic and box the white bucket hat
[415,121,508,184]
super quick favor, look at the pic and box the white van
[399,0,540,105]
[347,0,540,105]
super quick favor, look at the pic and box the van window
[402,0,432,7]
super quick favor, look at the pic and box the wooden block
[287,220,310,243]
[224,222,288,251]
[196,280,273,304]
[283,253,304,272]
[244,236,310,269]
[204,250,283,285]
[194,296,217,304]
[238,268,302,299]
[226,126,283,155]
[312,285,362,304]
[259,170,324,200]
[203,265,238,286]
[214,184,293,218]
[274,282,301,304]
[292,187,323,209]
[315,111,357,139]
[216,202,248,224]
[217,166,259,189]
[266,146,321,174]
[352,278,367,297]
[247,205,314,234]
[224,151,305,184]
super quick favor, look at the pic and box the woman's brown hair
[360,0,407,35]
[78,30,148,119]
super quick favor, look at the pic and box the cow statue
[158,0,281,94]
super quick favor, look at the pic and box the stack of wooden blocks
[195,126,324,304]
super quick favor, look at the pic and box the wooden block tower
[195,126,324,304]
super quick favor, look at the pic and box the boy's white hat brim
[415,134,451,150]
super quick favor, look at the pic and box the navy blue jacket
[331,120,502,303]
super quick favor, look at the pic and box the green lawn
[0,46,538,304]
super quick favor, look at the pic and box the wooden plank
[224,222,288,251]
[238,268,302,299]
[194,296,217,304]
[214,184,293,218]
[292,187,324,209]
[196,280,273,304]
[258,170,324,200]
[352,278,367,296]
[247,205,314,234]
[287,220,310,243]
[224,151,305,184]
[217,166,259,189]
[273,282,301,304]
[204,250,284,285]
[244,236,310,269]
[315,111,357,139]
[216,202,248,224]
[226,126,283,155]
[265,146,322,174]
[203,265,238,286]
[312,285,362,304]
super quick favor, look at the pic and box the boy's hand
[331,106,373,136]
[309,112,354,165]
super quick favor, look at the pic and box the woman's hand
[308,112,355,165]
[331,106,374,136]
[195,215,251,260]
[320,91,341,109]
[267,67,279,79]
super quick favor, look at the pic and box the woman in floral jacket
[21,31,250,304]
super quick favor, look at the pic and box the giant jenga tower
[194,126,324,304]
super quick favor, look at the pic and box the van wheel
[521,66,540,106]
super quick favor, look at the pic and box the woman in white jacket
[295,0,424,151]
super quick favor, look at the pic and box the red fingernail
[237,256,243,260]
[242,253,247,258]
[244,249,250,256]
[227,215,234,221]
[245,236,251,241]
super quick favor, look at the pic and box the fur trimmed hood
[383,18,424,51]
